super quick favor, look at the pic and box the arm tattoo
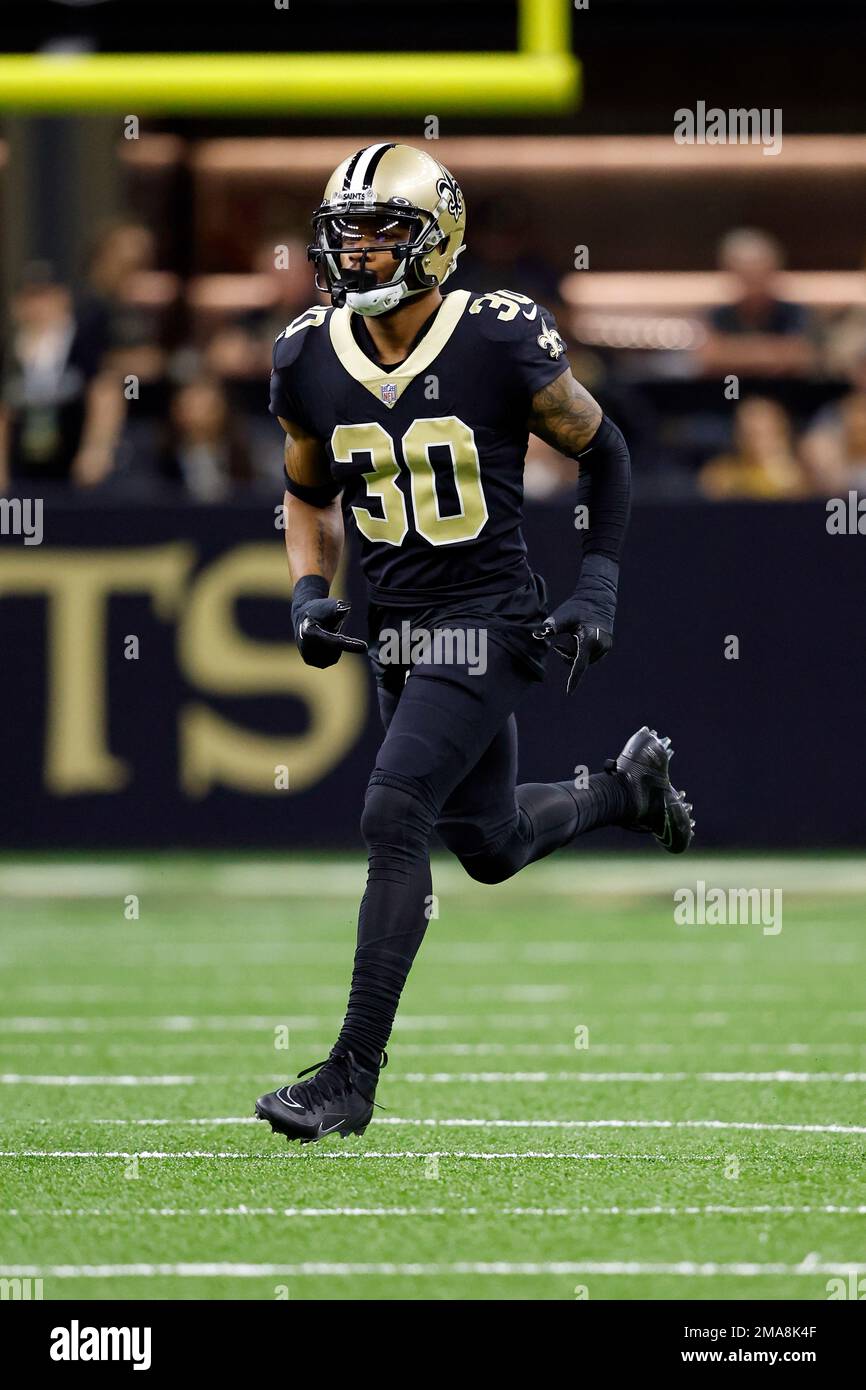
[315,517,327,573]
[528,371,603,459]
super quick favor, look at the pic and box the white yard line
[0,1074,198,1085]
[0,1016,324,1033]
[401,1071,866,1083]
[21,1011,858,1031]
[2,1259,864,1277]
[3,1070,866,1085]
[6,944,865,968]
[3,1204,864,1218]
[0,1150,709,1161]
[3,854,866,897]
[9,988,811,1005]
[0,1013,719,1031]
[2,1038,865,1057]
[7,1115,866,1135]
[373,1117,866,1134]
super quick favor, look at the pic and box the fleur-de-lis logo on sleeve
[537,317,566,360]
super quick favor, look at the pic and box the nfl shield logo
[380,382,398,406]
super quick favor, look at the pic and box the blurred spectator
[159,378,252,500]
[80,219,168,382]
[698,397,808,499]
[205,236,316,380]
[698,229,815,379]
[801,355,866,491]
[0,263,124,489]
[822,245,866,379]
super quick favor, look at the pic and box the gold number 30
[331,416,488,548]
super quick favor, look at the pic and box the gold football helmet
[308,142,467,317]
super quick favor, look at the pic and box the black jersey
[269,287,568,607]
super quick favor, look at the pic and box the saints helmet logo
[537,318,566,360]
[436,170,464,220]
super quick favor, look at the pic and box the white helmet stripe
[348,142,394,192]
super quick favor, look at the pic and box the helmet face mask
[308,207,426,312]
[308,144,466,317]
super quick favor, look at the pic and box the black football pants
[334,631,630,1070]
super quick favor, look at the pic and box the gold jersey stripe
[328,290,471,407]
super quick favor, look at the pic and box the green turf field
[1,853,865,1301]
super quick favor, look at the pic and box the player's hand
[295,597,368,669]
[533,614,612,694]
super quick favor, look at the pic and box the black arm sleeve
[576,414,632,565]
[555,414,632,630]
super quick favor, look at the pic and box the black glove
[533,555,618,693]
[291,574,368,669]
[533,608,613,694]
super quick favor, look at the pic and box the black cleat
[255,1048,386,1145]
[605,726,695,854]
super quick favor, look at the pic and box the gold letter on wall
[178,543,367,796]
[0,546,194,794]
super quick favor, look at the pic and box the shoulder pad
[466,289,549,338]
[273,304,332,369]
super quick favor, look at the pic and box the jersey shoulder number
[273,304,332,371]
[467,288,566,361]
[469,288,539,324]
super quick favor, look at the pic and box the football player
[255,143,695,1145]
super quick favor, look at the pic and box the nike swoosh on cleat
[659,812,675,849]
[277,1088,304,1110]
[317,1117,348,1137]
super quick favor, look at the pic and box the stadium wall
[0,497,861,849]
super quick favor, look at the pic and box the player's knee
[439,823,520,885]
[361,779,435,852]
[439,815,524,885]
[457,847,518,885]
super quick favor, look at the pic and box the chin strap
[347,279,429,318]
[341,243,464,317]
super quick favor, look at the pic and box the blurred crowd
[2,214,865,504]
